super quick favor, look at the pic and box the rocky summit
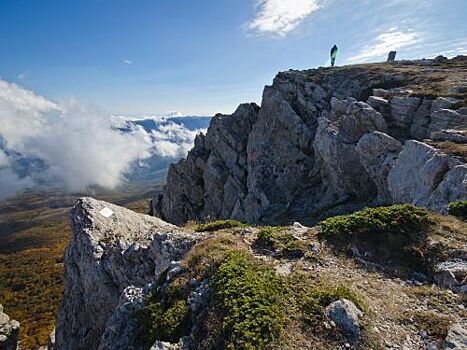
[45,57,467,350]
[153,56,467,225]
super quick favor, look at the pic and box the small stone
[325,299,363,342]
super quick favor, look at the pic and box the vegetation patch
[255,226,308,259]
[136,236,284,349]
[195,220,247,232]
[134,271,192,346]
[318,205,435,277]
[212,252,283,349]
[412,311,453,341]
[319,204,430,237]
[447,201,467,220]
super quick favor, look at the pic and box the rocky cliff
[153,56,467,225]
[0,305,20,350]
[54,198,203,350]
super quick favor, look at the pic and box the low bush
[195,220,247,232]
[447,201,467,220]
[319,204,430,237]
[213,252,283,349]
[255,226,308,259]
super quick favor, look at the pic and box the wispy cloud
[347,29,421,63]
[0,79,152,197]
[123,59,133,65]
[248,0,322,37]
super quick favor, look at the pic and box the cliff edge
[153,56,467,225]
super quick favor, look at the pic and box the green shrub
[195,220,247,232]
[213,252,283,350]
[447,201,467,220]
[319,204,430,237]
[134,273,191,346]
[255,226,307,259]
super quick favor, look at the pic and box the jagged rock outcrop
[0,305,19,350]
[55,198,204,350]
[154,56,467,225]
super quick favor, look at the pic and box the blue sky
[1,0,466,116]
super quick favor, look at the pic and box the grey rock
[430,109,467,133]
[434,260,467,293]
[356,131,403,203]
[150,340,186,350]
[390,96,421,133]
[388,141,450,207]
[410,98,433,139]
[325,299,363,342]
[98,286,145,350]
[47,328,55,350]
[427,164,467,212]
[0,305,20,350]
[431,129,467,143]
[55,198,204,350]
[154,59,467,226]
[445,324,467,349]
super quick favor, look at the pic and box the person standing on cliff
[330,44,339,67]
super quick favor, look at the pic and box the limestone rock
[387,141,450,207]
[98,286,145,350]
[0,305,19,350]
[434,260,467,294]
[154,57,467,226]
[356,131,403,204]
[325,299,363,342]
[55,198,204,350]
[427,164,467,212]
[390,96,421,132]
[445,324,467,349]
[431,129,467,143]
[430,109,467,133]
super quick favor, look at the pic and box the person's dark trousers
[331,58,335,67]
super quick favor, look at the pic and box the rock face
[154,57,467,225]
[0,305,20,350]
[445,324,467,349]
[54,198,204,350]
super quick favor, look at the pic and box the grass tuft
[447,201,467,220]
[195,220,248,232]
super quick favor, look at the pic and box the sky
[1,0,466,116]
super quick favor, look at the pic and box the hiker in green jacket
[330,45,338,67]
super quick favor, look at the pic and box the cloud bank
[347,29,420,63]
[0,80,206,199]
[249,0,322,36]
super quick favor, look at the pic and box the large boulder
[55,198,204,350]
[0,305,19,350]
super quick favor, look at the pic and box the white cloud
[248,0,322,36]
[0,150,10,167]
[0,169,34,199]
[0,79,153,198]
[347,29,421,63]
[123,59,132,65]
[149,122,205,158]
